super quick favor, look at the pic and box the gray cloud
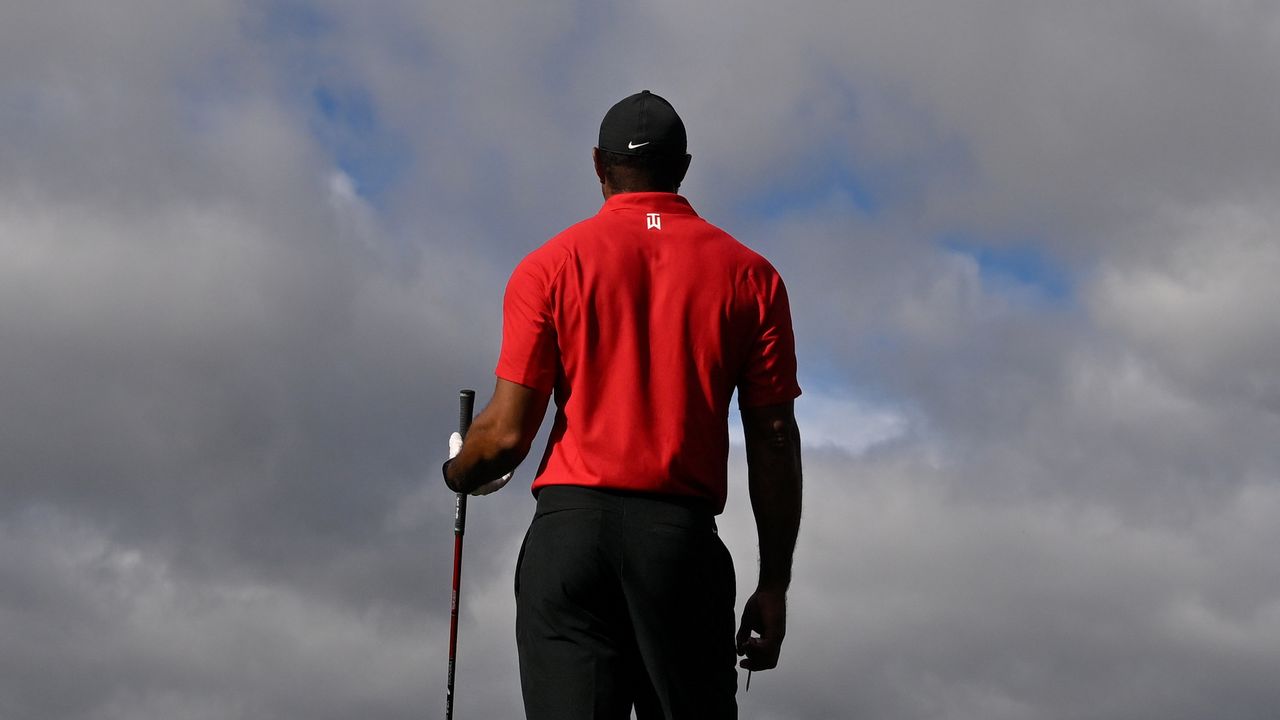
[2,1,1278,719]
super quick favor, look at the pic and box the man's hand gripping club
[443,379,551,495]
[447,432,512,495]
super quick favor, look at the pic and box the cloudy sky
[3,1,1279,718]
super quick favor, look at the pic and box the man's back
[498,191,798,509]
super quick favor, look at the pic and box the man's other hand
[735,587,787,671]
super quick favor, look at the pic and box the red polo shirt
[496,192,800,512]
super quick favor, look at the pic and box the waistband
[533,485,717,530]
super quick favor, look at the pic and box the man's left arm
[444,378,550,494]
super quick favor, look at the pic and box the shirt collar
[601,192,697,216]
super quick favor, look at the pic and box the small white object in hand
[448,432,513,496]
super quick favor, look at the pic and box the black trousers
[515,486,739,720]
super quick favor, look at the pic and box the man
[444,90,802,719]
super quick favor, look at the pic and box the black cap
[598,90,687,157]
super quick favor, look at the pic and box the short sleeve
[737,271,802,408]
[495,252,560,393]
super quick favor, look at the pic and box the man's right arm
[736,400,802,672]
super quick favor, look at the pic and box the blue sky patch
[940,235,1072,302]
[741,157,879,221]
[310,84,408,204]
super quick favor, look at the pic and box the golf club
[446,388,474,720]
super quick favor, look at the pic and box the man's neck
[602,185,676,200]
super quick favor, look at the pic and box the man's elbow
[744,414,802,481]
[768,418,801,451]
[751,418,800,456]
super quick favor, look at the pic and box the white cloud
[1090,201,1280,391]
[794,389,907,455]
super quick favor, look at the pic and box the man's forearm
[444,409,529,493]
[445,451,518,494]
[735,408,801,672]
[746,418,803,591]
[441,380,550,494]
[448,420,522,491]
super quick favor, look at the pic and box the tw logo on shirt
[646,213,661,230]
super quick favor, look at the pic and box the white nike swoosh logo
[627,140,650,149]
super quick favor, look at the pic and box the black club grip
[458,389,475,438]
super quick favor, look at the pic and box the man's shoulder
[517,208,627,272]
[508,216,595,284]
[525,211,601,254]
[697,223,782,278]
